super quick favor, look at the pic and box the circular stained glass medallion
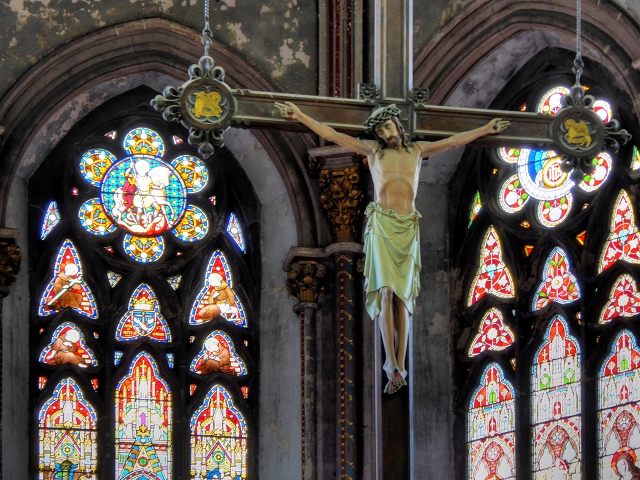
[172,205,209,242]
[171,155,209,193]
[579,152,612,193]
[100,155,187,236]
[123,128,165,157]
[80,149,117,186]
[516,149,574,201]
[123,234,165,263]
[79,199,116,236]
[592,100,613,124]
[498,175,529,213]
[537,86,570,115]
[537,193,573,228]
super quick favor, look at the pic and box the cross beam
[228,89,555,149]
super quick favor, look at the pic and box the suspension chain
[202,0,214,55]
[573,0,584,85]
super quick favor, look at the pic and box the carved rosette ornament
[286,261,327,305]
[318,166,365,243]
[549,83,631,181]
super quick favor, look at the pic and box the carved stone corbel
[286,260,328,308]
[0,229,21,297]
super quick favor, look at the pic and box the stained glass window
[598,330,640,478]
[600,274,640,324]
[107,271,122,287]
[41,201,60,240]
[599,190,640,273]
[191,331,248,375]
[190,250,247,327]
[38,378,98,478]
[467,226,515,306]
[227,213,246,252]
[191,385,248,479]
[532,247,581,311]
[167,275,181,290]
[632,146,640,171]
[531,315,581,478]
[469,191,482,226]
[115,352,172,478]
[468,309,515,357]
[468,363,515,479]
[456,68,639,480]
[30,101,257,478]
[115,284,172,343]
[39,239,98,319]
[40,322,98,367]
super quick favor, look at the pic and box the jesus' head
[363,104,412,152]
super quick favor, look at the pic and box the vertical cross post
[373,0,413,102]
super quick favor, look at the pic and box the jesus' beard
[385,136,401,149]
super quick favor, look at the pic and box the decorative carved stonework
[318,165,365,243]
[410,87,430,108]
[357,83,380,103]
[286,261,327,305]
[0,240,21,293]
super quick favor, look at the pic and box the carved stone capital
[0,229,21,296]
[286,261,328,305]
[318,165,365,243]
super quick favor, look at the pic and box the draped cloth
[363,202,421,320]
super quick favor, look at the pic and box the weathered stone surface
[0,0,317,99]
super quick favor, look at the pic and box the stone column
[310,146,367,480]
[0,229,22,477]
[285,256,328,480]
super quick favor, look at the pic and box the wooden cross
[154,0,557,155]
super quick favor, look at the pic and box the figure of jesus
[276,101,509,394]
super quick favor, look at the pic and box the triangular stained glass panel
[41,201,61,240]
[107,271,122,287]
[467,227,515,306]
[468,308,515,357]
[38,240,98,319]
[115,284,172,343]
[599,190,640,273]
[227,213,246,252]
[599,274,640,324]
[39,322,97,367]
[532,247,581,311]
[189,251,247,327]
[167,275,182,290]
[190,330,248,376]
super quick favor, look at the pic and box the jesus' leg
[378,287,403,394]
[393,294,410,391]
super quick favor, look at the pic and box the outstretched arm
[275,101,375,156]
[415,118,510,158]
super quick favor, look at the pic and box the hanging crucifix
[152,0,630,394]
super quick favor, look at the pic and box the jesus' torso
[365,141,422,215]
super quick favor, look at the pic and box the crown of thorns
[363,104,402,133]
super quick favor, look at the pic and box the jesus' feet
[383,368,407,394]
